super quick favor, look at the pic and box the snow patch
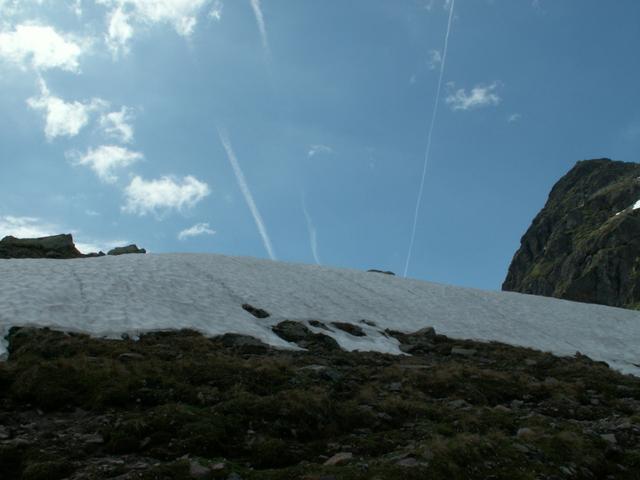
[0,254,639,375]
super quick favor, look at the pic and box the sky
[1,0,639,291]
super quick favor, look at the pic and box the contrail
[403,0,455,278]
[218,127,277,261]
[249,0,271,59]
[301,194,321,265]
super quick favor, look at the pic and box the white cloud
[507,113,522,123]
[98,0,213,54]
[70,145,143,183]
[0,24,88,72]
[307,144,333,158]
[123,175,211,216]
[27,80,107,140]
[209,0,223,21]
[427,49,442,70]
[100,107,135,143]
[445,82,501,111]
[105,6,134,56]
[0,215,57,239]
[178,222,216,240]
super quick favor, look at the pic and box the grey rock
[396,457,420,467]
[324,452,353,466]
[189,460,212,479]
[0,425,9,440]
[517,427,534,439]
[107,244,146,256]
[601,433,617,444]
[451,347,477,356]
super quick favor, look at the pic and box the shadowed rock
[0,234,101,259]
[272,321,340,351]
[107,244,146,256]
[503,158,640,310]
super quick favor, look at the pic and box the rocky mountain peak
[503,158,640,309]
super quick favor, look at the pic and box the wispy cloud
[301,195,320,265]
[0,23,88,72]
[507,113,522,123]
[404,0,456,278]
[27,79,107,140]
[307,144,333,158]
[178,222,216,240]
[249,0,271,59]
[209,0,223,21]
[123,175,211,216]
[98,0,212,56]
[100,107,135,143]
[69,145,143,183]
[427,49,442,70]
[445,82,501,111]
[218,127,276,260]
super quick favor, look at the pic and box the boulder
[107,244,146,256]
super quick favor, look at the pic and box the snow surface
[0,253,639,375]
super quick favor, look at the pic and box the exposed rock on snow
[107,244,146,256]
[0,253,639,375]
[0,234,91,259]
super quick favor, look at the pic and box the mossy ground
[0,327,639,479]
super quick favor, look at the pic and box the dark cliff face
[503,158,640,310]
[0,234,84,259]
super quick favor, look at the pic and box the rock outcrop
[107,244,146,256]
[503,158,640,309]
[0,234,92,259]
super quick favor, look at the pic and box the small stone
[189,460,212,479]
[227,473,242,480]
[517,428,534,439]
[590,398,600,406]
[600,433,617,444]
[451,347,477,356]
[524,359,537,366]
[511,400,524,409]
[82,433,104,444]
[324,452,353,466]
[118,352,145,361]
[544,377,560,387]
[448,399,470,409]
[0,425,9,440]
[396,457,419,467]
[388,382,402,392]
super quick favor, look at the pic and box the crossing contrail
[403,0,456,278]
[218,127,277,261]
[301,194,321,265]
[249,0,271,60]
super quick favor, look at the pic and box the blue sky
[1,0,639,290]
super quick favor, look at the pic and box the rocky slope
[0,234,88,259]
[503,158,640,309]
[0,326,639,479]
[0,234,145,260]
